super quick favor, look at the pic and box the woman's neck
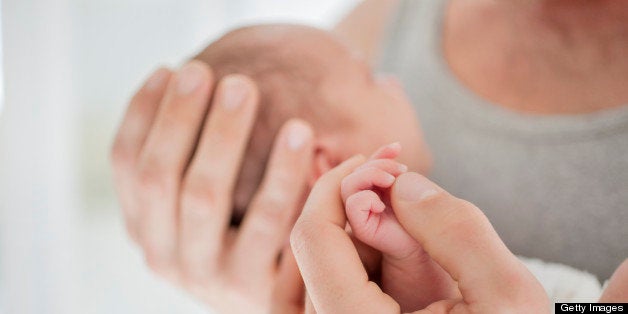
[444,0,628,115]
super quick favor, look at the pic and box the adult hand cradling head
[111,24,433,313]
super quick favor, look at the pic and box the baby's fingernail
[394,173,440,202]
[221,75,251,110]
[287,120,313,150]
[144,68,170,92]
[177,62,206,95]
[398,164,408,172]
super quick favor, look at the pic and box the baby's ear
[309,148,335,187]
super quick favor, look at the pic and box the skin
[193,25,431,216]
[111,26,431,312]
[111,0,628,311]
[290,158,628,313]
[443,0,628,114]
[341,144,458,312]
[337,0,628,114]
[292,157,550,313]
[112,62,314,313]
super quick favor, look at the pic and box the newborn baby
[195,24,451,311]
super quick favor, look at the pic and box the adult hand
[111,61,314,313]
[599,259,628,302]
[290,158,550,313]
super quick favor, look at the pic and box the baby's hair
[195,25,327,126]
[193,24,332,214]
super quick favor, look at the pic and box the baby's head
[195,24,429,215]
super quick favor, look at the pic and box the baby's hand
[340,143,420,259]
[341,144,458,312]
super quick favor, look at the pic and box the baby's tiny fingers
[341,167,396,202]
[346,190,386,215]
[345,190,385,247]
[369,142,401,160]
[355,159,408,177]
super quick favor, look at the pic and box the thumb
[390,173,548,310]
[600,259,628,302]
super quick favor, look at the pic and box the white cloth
[520,256,603,303]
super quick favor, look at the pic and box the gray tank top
[378,0,628,280]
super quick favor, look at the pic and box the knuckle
[290,220,317,253]
[437,202,487,238]
[129,89,162,115]
[345,193,359,207]
[135,161,175,195]
[179,267,210,292]
[265,157,303,187]
[251,192,290,229]
[142,241,178,280]
[144,250,170,276]
[130,88,152,105]
[110,142,134,170]
[181,176,220,215]
[221,277,251,301]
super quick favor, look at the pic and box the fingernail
[287,121,313,150]
[398,164,408,172]
[144,68,169,92]
[395,172,440,202]
[177,62,206,95]
[221,76,250,110]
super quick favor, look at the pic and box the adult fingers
[270,247,305,314]
[391,172,549,311]
[134,61,214,274]
[291,155,400,314]
[177,74,260,280]
[111,67,172,241]
[112,67,173,168]
[599,259,628,302]
[228,120,314,284]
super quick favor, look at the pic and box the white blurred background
[0,0,358,313]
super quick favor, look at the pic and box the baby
[195,24,454,311]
